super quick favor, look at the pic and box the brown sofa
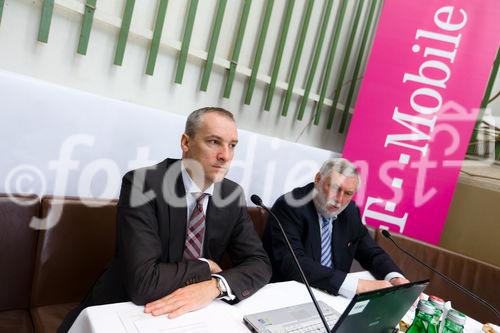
[0,195,39,333]
[0,195,119,333]
[30,196,118,333]
[375,229,500,325]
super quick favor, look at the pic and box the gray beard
[312,191,349,219]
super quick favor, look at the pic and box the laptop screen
[333,280,429,333]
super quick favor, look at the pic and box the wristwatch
[215,276,228,298]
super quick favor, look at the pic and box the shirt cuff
[211,273,236,301]
[384,272,405,282]
[338,274,359,299]
[197,258,209,264]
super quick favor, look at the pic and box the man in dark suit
[263,158,408,298]
[59,107,271,332]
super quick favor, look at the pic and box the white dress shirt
[180,163,235,301]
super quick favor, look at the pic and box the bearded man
[262,158,408,298]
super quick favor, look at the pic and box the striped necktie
[320,216,332,268]
[184,193,207,259]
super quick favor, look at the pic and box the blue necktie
[320,217,332,267]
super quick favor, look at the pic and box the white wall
[0,0,369,152]
[0,69,337,206]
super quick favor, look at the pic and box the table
[69,272,486,333]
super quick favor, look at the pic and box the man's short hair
[185,107,235,138]
[319,158,361,191]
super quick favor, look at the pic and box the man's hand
[144,278,220,319]
[206,259,222,274]
[390,277,410,286]
[356,279,392,294]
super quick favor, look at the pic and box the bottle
[427,295,445,333]
[442,309,466,333]
[407,300,436,333]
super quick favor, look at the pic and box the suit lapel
[332,212,348,268]
[167,160,188,262]
[305,201,321,262]
[203,182,225,259]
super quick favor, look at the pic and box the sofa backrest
[217,206,268,270]
[30,197,117,307]
[247,207,268,239]
[374,229,500,324]
[0,195,39,311]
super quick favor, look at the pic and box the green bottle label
[407,310,434,333]
[442,318,464,333]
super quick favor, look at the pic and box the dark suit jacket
[83,158,271,307]
[263,183,402,295]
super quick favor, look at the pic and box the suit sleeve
[351,207,403,279]
[117,171,211,305]
[217,190,272,303]
[270,198,348,295]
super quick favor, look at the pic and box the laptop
[243,279,429,333]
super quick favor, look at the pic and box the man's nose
[333,189,344,202]
[217,145,231,161]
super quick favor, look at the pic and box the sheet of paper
[132,301,247,333]
[135,317,209,333]
[118,306,147,333]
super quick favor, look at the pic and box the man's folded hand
[390,277,410,286]
[206,259,222,274]
[356,279,392,294]
[144,278,220,319]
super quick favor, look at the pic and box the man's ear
[314,172,321,186]
[180,133,190,153]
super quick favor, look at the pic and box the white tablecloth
[69,272,486,333]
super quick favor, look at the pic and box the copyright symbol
[4,164,46,206]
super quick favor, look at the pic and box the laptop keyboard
[243,301,342,333]
[280,313,339,333]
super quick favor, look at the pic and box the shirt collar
[317,212,337,223]
[180,161,214,196]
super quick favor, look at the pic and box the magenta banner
[343,0,500,244]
